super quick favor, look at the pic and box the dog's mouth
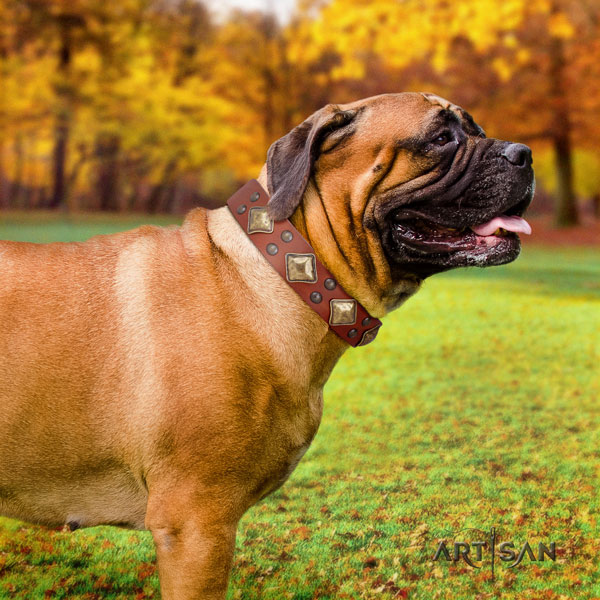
[374,135,535,280]
[387,201,532,278]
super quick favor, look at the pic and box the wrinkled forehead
[341,92,485,139]
[420,92,485,137]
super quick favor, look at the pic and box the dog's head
[265,92,534,315]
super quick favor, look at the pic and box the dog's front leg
[146,486,240,600]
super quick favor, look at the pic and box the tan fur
[0,93,451,599]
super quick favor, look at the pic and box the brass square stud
[247,207,274,234]
[329,299,357,326]
[285,253,317,283]
[358,325,381,346]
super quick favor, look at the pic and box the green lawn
[0,214,599,599]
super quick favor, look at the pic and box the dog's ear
[266,105,358,221]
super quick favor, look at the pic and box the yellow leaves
[0,54,55,130]
[548,12,575,39]
[1,0,595,208]
[503,33,518,49]
[492,57,513,82]
[531,0,552,13]
[291,0,584,88]
[430,566,444,578]
[431,48,449,74]
[331,59,365,81]
[293,0,539,79]
[516,48,531,65]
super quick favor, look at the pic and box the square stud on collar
[247,207,274,234]
[285,253,317,283]
[329,299,357,326]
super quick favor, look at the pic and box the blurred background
[0,0,599,228]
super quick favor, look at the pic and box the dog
[0,92,534,599]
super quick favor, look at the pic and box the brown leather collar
[227,180,382,347]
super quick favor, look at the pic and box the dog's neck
[225,177,382,347]
[204,166,415,373]
[282,176,421,317]
[205,173,347,387]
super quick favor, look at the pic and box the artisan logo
[431,527,556,579]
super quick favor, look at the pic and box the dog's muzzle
[378,138,535,279]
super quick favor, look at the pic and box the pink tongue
[471,215,532,236]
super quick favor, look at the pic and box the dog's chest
[254,442,312,502]
[248,387,323,501]
[281,442,312,485]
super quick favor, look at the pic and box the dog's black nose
[501,143,532,167]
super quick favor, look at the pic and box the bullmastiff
[0,92,534,598]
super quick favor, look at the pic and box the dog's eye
[433,132,453,146]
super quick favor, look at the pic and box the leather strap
[227,180,382,347]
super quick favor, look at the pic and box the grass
[0,211,182,243]
[0,213,599,599]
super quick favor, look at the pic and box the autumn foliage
[0,0,599,224]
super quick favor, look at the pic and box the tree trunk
[50,115,69,209]
[552,132,578,226]
[49,22,72,209]
[0,142,9,209]
[548,20,578,227]
[9,134,24,209]
[146,159,178,214]
[592,193,600,219]
[95,134,121,211]
[66,144,88,211]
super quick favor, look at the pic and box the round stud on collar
[324,278,336,290]
[250,192,260,202]
[237,204,247,214]
[281,230,293,242]
[310,291,322,304]
[266,243,278,255]
[348,328,358,338]
[362,317,371,326]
